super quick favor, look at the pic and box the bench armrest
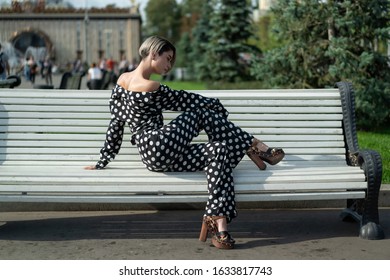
[336,81,359,165]
[337,81,385,239]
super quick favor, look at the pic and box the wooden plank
[4,119,343,129]
[0,153,347,162]
[1,97,342,107]
[0,191,366,204]
[0,133,346,142]
[0,88,343,99]
[0,171,365,185]
[0,160,349,167]
[1,112,344,121]
[1,147,346,155]
[0,164,363,175]
[0,140,346,149]
[1,126,344,135]
[0,181,367,195]
[2,104,343,114]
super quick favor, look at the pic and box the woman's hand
[84,165,96,170]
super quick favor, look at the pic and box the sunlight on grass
[358,127,390,184]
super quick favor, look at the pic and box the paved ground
[0,208,389,260]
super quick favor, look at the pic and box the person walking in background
[118,54,129,75]
[27,56,37,84]
[43,56,53,86]
[0,43,10,80]
[86,62,103,89]
[20,57,31,82]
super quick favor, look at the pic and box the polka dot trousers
[134,108,253,223]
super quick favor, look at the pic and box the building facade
[0,1,142,70]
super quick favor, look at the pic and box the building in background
[0,0,142,71]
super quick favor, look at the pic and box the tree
[192,0,257,82]
[326,0,390,128]
[251,0,390,128]
[144,0,181,43]
[189,0,214,81]
[251,0,333,88]
[175,0,204,71]
[252,13,284,52]
[179,0,203,33]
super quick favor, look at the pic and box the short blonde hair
[139,35,176,66]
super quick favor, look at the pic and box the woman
[85,36,284,249]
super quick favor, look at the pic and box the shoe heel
[199,222,208,242]
[247,151,266,170]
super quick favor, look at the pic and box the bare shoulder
[117,74,160,92]
[139,80,161,92]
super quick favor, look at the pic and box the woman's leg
[139,110,239,220]
[199,109,253,168]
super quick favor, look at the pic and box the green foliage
[144,0,181,43]
[189,1,214,81]
[251,0,390,128]
[325,0,390,128]
[252,13,284,52]
[191,0,258,82]
[175,32,192,67]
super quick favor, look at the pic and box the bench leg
[341,150,385,240]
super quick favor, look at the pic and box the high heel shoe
[199,216,235,249]
[247,142,285,170]
[246,149,267,170]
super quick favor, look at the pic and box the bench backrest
[0,88,347,167]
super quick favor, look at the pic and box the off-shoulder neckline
[115,83,164,93]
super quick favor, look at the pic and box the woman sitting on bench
[85,36,284,249]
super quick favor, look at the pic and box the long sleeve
[160,84,229,118]
[95,117,125,169]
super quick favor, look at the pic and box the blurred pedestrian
[0,43,10,80]
[28,56,37,84]
[43,56,53,85]
[87,62,103,89]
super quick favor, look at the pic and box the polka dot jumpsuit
[95,84,254,223]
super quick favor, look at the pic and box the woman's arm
[94,117,125,169]
[160,84,229,117]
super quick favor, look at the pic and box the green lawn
[156,79,389,183]
[358,127,390,184]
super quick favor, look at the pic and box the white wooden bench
[0,81,384,239]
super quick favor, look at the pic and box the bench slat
[1,147,346,155]
[1,112,344,121]
[0,133,346,142]
[0,88,343,99]
[0,181,367,194]
[1,126,344,135]
[4,119,343,128]
[0,154,348,162]
[0,97,342,107]
[0,160,349,167]
[1,104,343,114]
[0,171,365,184]
[1,140,346,148]
[0,191,366,204]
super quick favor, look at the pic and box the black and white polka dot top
[95,83,228,169]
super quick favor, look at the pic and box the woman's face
[152,50,174,75]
